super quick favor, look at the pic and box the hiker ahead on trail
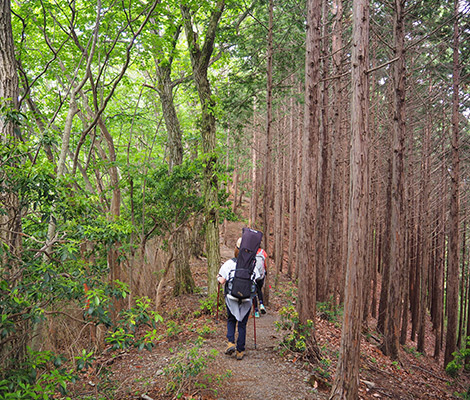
[236,237,268,318]
[255,247,268,317]
[217,228,262,360]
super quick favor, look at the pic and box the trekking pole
[216,282,220,324]
[253,298,257,349]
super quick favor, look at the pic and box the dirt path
[97,213,466,400]
[108,220,327,399]
[206,228,325,400]
[206,310,323,400]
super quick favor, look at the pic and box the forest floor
[78,209,470,400]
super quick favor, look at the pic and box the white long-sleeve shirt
[218,258,259,321]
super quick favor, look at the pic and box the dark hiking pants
[226,307,250,352]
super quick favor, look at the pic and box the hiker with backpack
[236,237,268,318]
[217,228,262,360]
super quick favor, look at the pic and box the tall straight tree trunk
[297,0,321,325]
[445,0,461,368]
[330,0,369,397]
[155,52,194,295]
[328,0,345,304]
[363,42,379,325]
[363,138,378,324]
[411,197,422,342]
[466,225,470,363]
[261,0,274,307]
[0,0,18,142]
[273,119,283,287]
[263,0,274,252]
[0,0,25,364]
[180,1,224,296]
[232,160,239,213]
[378,156,392,334]
[249,101,259,228]
[458,216,467,348]
[401,130,415,345]
[417,124,431,354]
[339,62,350,306]
[295,81,303,280]
[382,0,406,359]
[364,44,378,323]
[316,0,331,303]
[155,57,183,171]
[287,86,297,278]
[434,155,446,358]
[374,224,383,319]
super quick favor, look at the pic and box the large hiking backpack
[226,228,263,301]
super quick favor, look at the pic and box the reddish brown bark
[330,0,370,397]
[444,0,461,368]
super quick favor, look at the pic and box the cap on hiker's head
[236,237,242,249]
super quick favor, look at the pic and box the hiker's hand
[217,275,226,284]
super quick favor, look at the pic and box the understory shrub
[317,298,343,324]
[446,338,470,378]
[164,337,218,398]
[0,348,75,399]
[275,305,314,354]
[197,292,224,317]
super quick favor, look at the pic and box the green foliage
[446,339,470,378]
[198,292,222,316]
[453,387,470,400]
[313,358,332,381]
[75,349,95,373]
[274,281,297,306]
[403,345,423,358]
[275,306,314,354]
[0,348,75,399]
[0,102,25,139]
[447,360,462,379]
[195,322,216,338]
[127,157,235,253]
[164,337,218,398]
[195,370,232,397]
[133,159,205,237]
[166,320,184,339]
[120,297,164,332]
[105,296,164,351]
[391,361,401,371]
[317,298,343,324]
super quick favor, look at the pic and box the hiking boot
[236,351,245,360]
[225,342,236,355]
[254,311,260,318]
[259,304,266,314]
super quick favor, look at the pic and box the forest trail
[204,310,320,400]
[107,216,464,400]
[107,218,326,399]
[209,221,323,399]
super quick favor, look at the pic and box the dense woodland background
[1,0,470,399]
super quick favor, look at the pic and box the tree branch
[72,0,161,175]
[367,57,399,74]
